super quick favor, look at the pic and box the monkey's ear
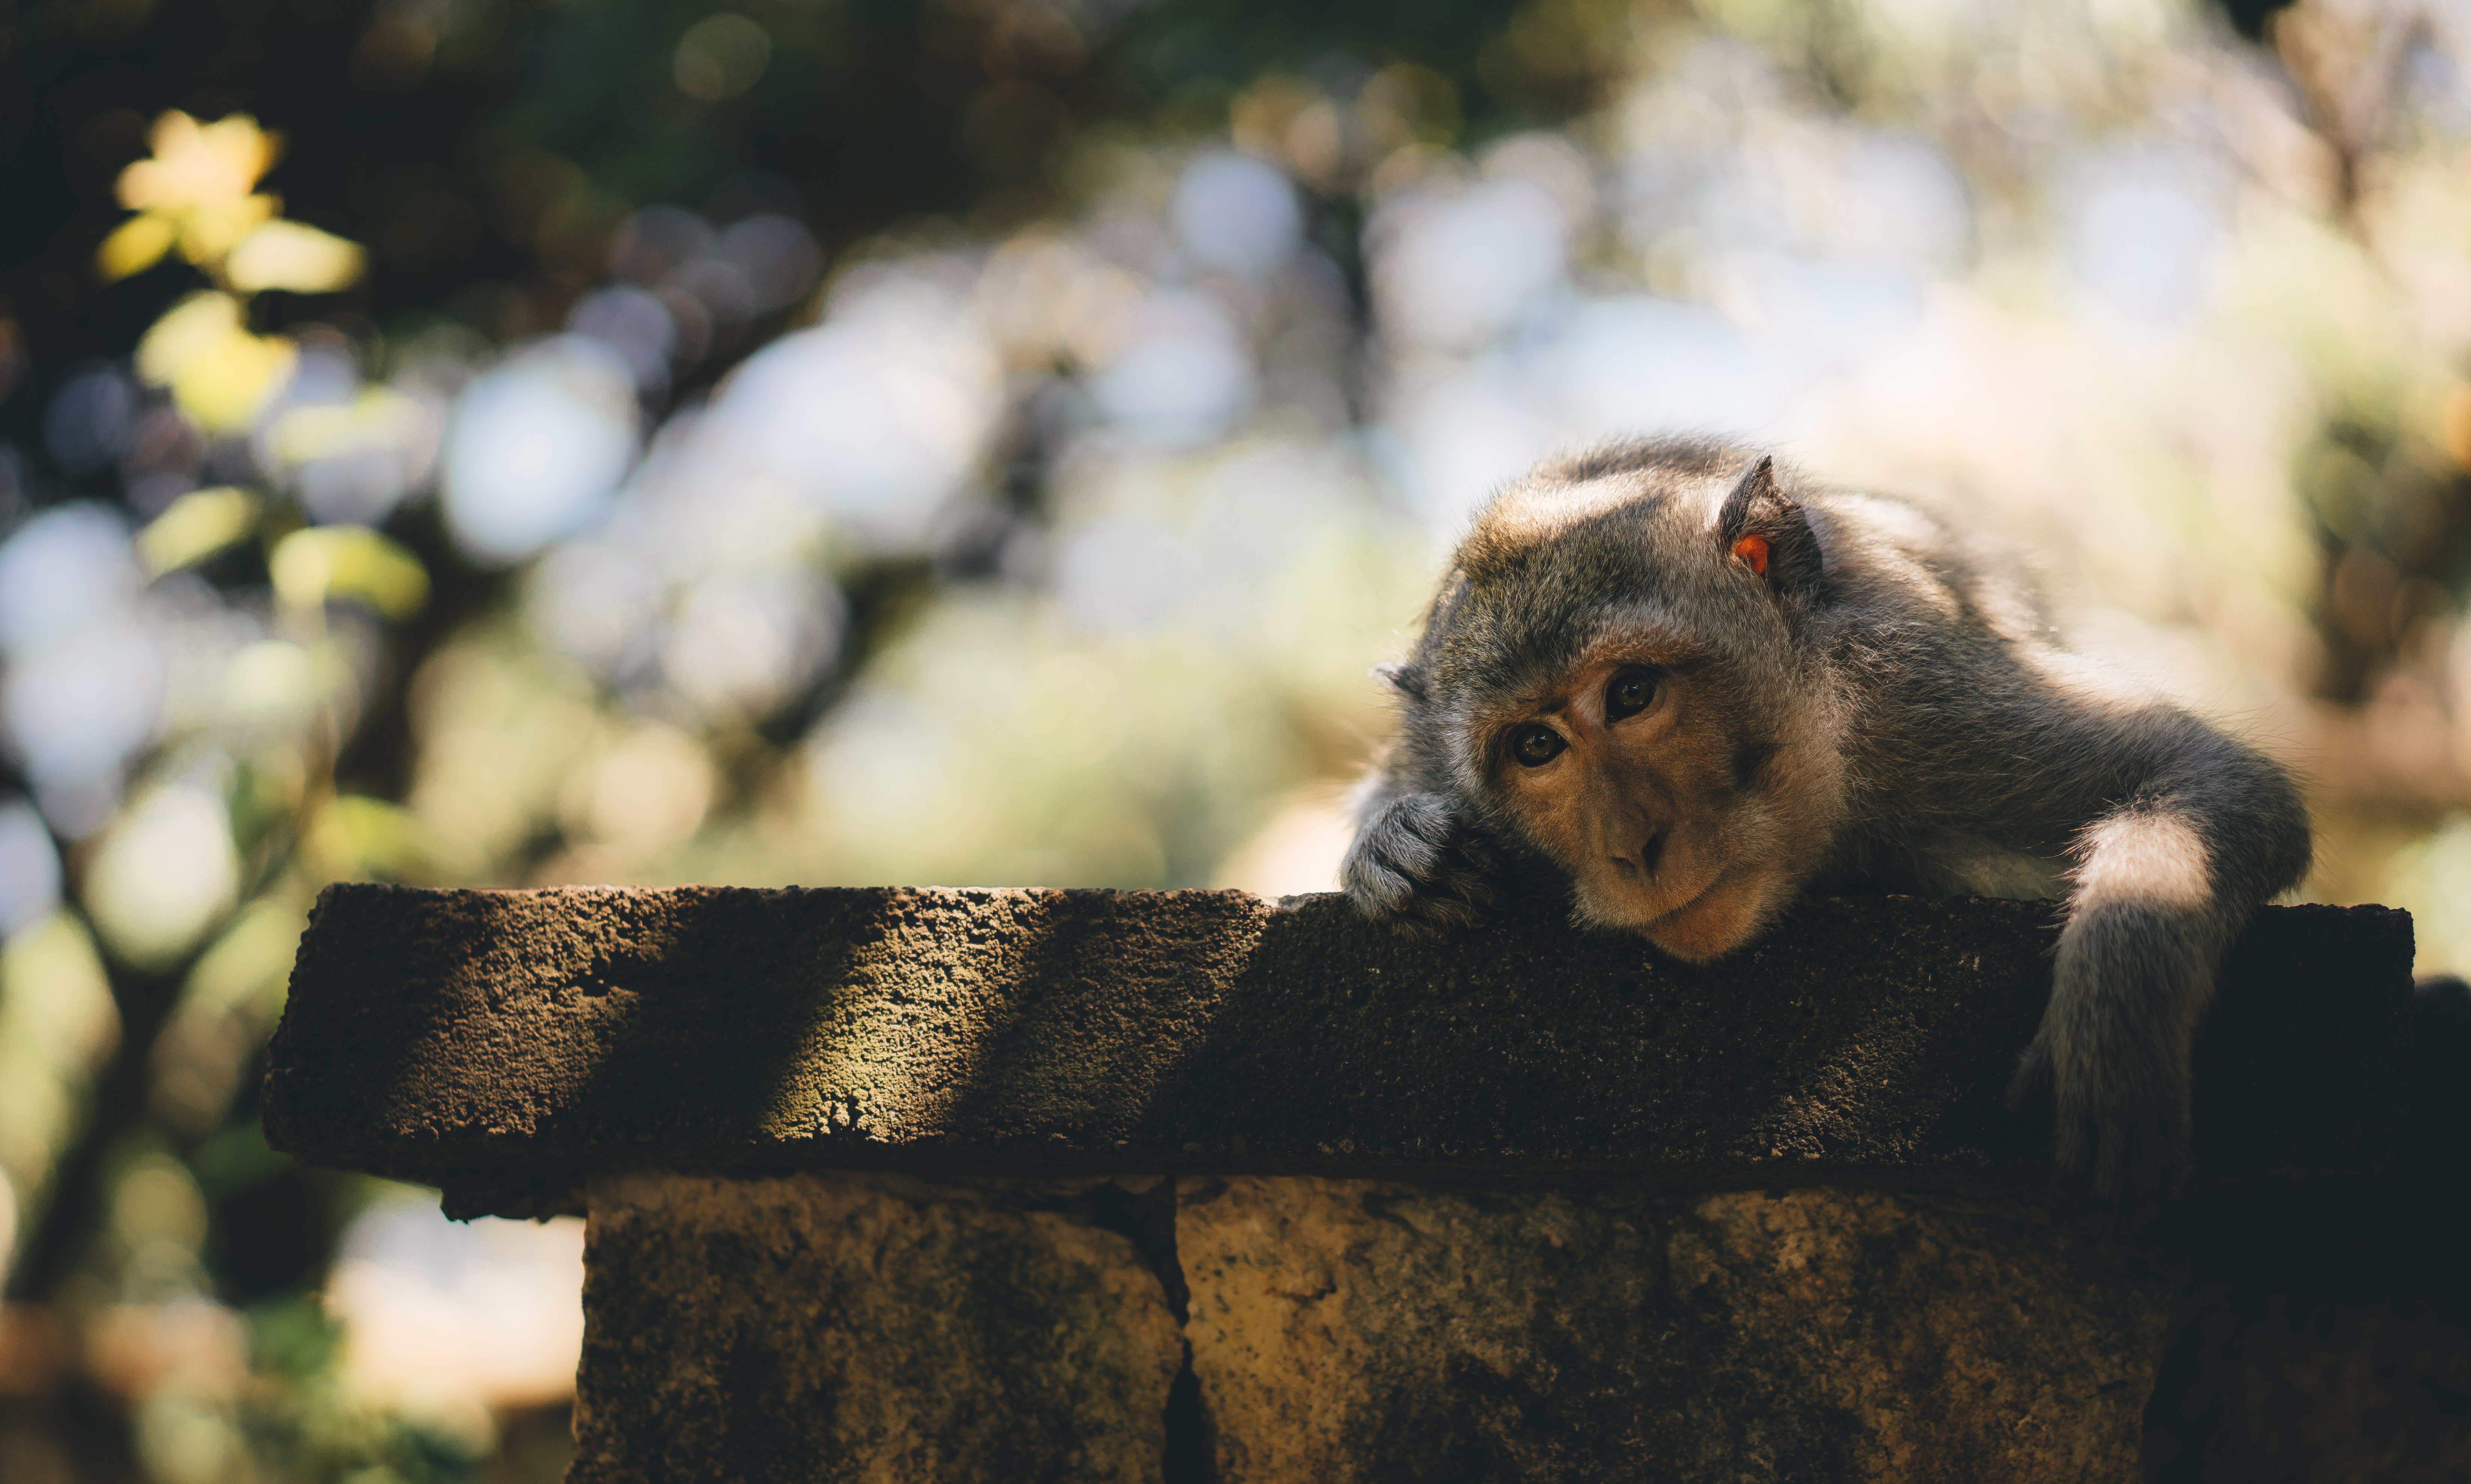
[1375,662,1429,702]
[1717,455,1822,596]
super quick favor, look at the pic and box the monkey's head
[1397,444,1849,960]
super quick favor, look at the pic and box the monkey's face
[1422,448,1845,959]
[1483,641,1827,961]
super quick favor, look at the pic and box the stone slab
[1178,1176,2171,1483]
[570,1172,1184,1484]
[261,885,2411,1208]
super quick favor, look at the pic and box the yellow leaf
[226,219,365,294]
[135,292,240,383]
[97,213,177,282]
[111,113,289,276]
[137,486,260,575]
[135,292,296,431]
[269,526,430,618]
[117,111,280,213]
[176,193,279,267]
[181,333,294,432]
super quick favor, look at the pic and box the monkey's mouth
[1646,867,1732,928]
[1594,863,1768,962]
[1580,862,1731,935]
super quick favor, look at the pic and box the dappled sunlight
[703,268,1005,544]
[441,337,638,565]
[81,781,239,973]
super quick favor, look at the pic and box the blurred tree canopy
[9,0,2471,1479]
[0,2,1641,1478]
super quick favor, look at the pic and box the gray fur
[1342,437,2313,1205]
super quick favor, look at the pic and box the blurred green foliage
[8,0,2471,1479]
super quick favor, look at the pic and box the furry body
[1342,438,2312,1202]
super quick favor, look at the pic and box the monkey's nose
[1612,830,1670,879]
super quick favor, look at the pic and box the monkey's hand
[1340,790,1498,936]
[2005,902,2209,1211]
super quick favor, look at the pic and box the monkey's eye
[1605,669,1661,723]
[1510,724,1567,767]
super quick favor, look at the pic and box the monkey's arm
[1945,696,2312,1204]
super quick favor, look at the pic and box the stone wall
[573,1172,2172,1483]
[261,884,2467,1481]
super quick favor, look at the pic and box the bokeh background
[3,0,2470,1475]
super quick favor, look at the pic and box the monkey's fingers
[2041,1069,2189,1217]
[2004,1038,2057,1116]
[2081,1097,2190,1210]
[1342,808,1442,916]
[1361,845,1499,938]
[1410,847,1500,930]
[2011,1034,2185,1216]
[1341,792,1500,936]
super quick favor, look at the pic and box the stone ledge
[262,884,2411,1214]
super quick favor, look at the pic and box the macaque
[1342,438,2311,1204]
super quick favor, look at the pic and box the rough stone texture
[569,1172,1184,1484]
[565,1171,2176,1483]
[261,886,2411,1211]
[1178,1177,2170,1484]
[2147,1289,2471,1483]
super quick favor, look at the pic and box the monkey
[1341,437,2313,1206]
